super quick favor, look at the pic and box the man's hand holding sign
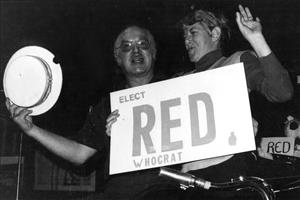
[109,63,256,175]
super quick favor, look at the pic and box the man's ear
[152,52,156,61]
[211,26,221,42]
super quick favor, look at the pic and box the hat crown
[3,46,62,115]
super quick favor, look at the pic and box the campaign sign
[109,63,256,174]
[261,137,295,156]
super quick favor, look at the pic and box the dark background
[1,0,300,199]
[1,0,300,133]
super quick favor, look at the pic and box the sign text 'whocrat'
[133,152,183,168]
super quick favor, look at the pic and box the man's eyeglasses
[118,40,150,52]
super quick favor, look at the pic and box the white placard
[109,63,256,174]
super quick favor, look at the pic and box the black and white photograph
[1,0,300,199]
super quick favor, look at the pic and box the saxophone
[159,167,276,200]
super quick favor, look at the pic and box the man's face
[117,28,154,77]
[183,22,217,63]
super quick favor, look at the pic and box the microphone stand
[16,133,23,200]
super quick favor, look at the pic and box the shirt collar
[195,49,223,72]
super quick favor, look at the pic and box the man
[176,5,294,199]
[6,26,180,200]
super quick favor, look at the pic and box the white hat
[3,46,63,116]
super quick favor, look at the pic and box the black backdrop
[1,0,300,135]
[1,0,300,199]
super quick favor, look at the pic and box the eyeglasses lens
[120,40,150,52]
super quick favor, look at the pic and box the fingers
[238,5,248,19]
[235,12,244,29]
[235,11,241,23]
[245,7,253,20]
[6,99,19,118]
[5,98,11,110]
[6,98,32,120]
[8,102,23,118]
[12,107,32,122]
[5,98,33,131]
[107,117,118,126]
[106,118,118,136]
[6,98,15,115]
[106,110,120,136]
[18,109,33,119]
[106,109,119,123]
[238,5,254,21]
[236,9,248,28]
